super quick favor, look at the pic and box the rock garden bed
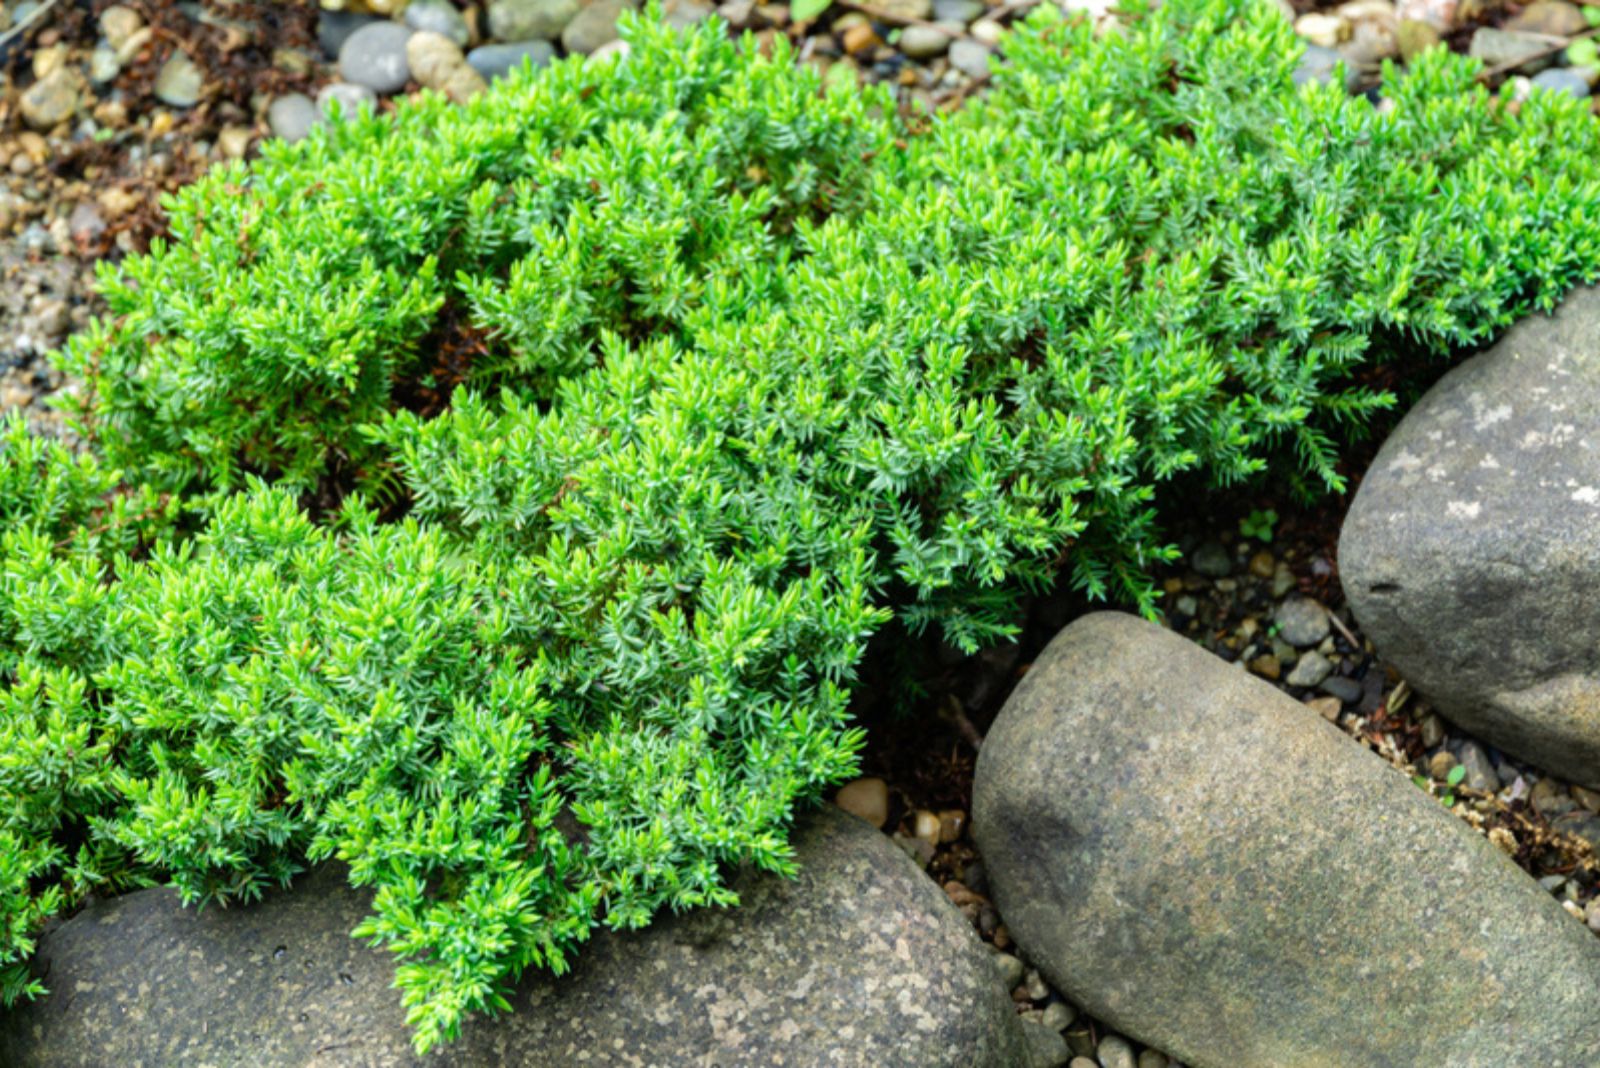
[2,1,1600,1066]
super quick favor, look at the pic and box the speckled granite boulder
[973,612,1600,1068]
[1341,286,1600,787]
[1,806,1028,1068]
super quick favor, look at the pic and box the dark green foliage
[8,0,1600,1051]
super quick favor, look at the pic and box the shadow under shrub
[6,0,1600,1051]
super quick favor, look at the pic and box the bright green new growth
[9,0,1600,1050]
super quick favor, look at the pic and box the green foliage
[10,0,1600,1051]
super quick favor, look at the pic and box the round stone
[1341,286,1600,787]
[489,0,581,41]
[948,38,992,78]
[834,775,889,827]
[19,68,78,130]
[561,0,634,56]
[154,52,203,108]
[899,24,952,58]
[466,39,557,80]
[317,82,379,120]
[404,0,471,45]
[0,808,1028,1067]
[974,612,1600,1067]
[338,20,414,95]
[1273,597,1329,647]
[267,93,319,142]
[1532,67,1591,99]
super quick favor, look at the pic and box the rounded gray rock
[1341,286,1600,787]
[1272,597,1329,648]
[489,0,581,41]
[339,20,414,95]
[266,92,318,142]
[319,9,381,57]
[467,39,557,80]
[154,52,203,108]
[1,807,1027,1067]
[405,0,471,45]
[317,81,379,120]
[561,0,635,55]
[973,612,1600,1068]
[1532,66,1592,99]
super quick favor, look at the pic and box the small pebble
[937,808,967,843]
[1274,598,1330,647]
[1506,0,1588,36]
[89,47,122,85]
[1247,654,1281,681]
[1040,1000,1076,1031]
[1428,750,1458,781]
[1022,967,1049,1001]
[467,40,557,80]
[1097,1033,1137,1068]
[217,126,253,160]
[1532,67,1591,99]
[834,777,889,828]
[1137,1052,1170,1068]
[154,52,204,108]
[1304,695,1343,721]
[1468,27,1561,74]
[890,832,935,867]
[319,10,382,57]
[911,809,941,844]
[489,0,583,41]
[100,4,145,51]
[1319,675,1363,703]
[20,68,79,130]
[1286,650,1332,688]
[1021,1021,1072,1068]
[317,82,379,120]
[267,93,319,142]
[563,0,635,55]
[339,21,415,95]
[899,25,952,59]
[992,951,1025,991]
[1419,713,1445,748]
[969,17,1003,44]
[1457,740,1500,793]
[405,0,472,45]
[948,37,992,78]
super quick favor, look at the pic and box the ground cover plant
[7,0,1600,1051]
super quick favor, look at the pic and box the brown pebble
[841,22,880,54]
[937,808,967,843]
[1248,550,1276,578]
[1304,695,1342,722]
[1247,654,1280,681]
[911,808,941,844]
[1428,751,1459,781]
[834,776,889,828]
[1573,785,1600,812]
[942,880,985,908]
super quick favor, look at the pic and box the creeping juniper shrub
[9,0,1600,1050]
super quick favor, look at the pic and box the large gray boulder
[2,807,1027,1067]
[973,612,1600,1068]
[1341,287,1600,787]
